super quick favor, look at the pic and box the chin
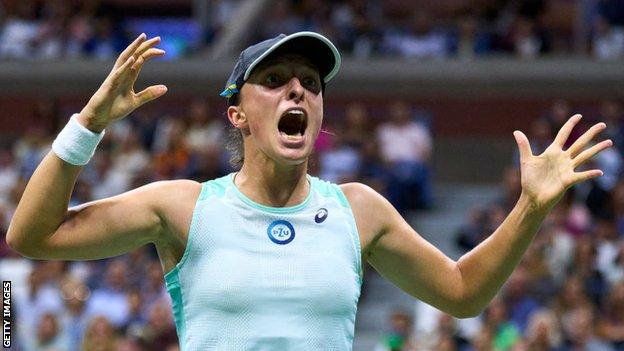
[274,148,310,167]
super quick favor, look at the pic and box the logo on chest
[314,208,328,223]
[267,220,296,245]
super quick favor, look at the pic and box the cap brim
[243,32,341,83]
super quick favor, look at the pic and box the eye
[265,74,282,86]
[302,76,320,92]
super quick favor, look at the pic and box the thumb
[513,130,532,161]
[135,85,168,107]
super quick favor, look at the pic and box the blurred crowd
[375,100,624,350]
[0,0,238,60]
[0,98,433,350]
[261,0,624,60]
[2,0,624,61]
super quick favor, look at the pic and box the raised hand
[513,114,612,212]
[78,34,167,132]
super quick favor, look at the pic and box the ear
[227,105,248,130]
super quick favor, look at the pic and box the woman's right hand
[77,34,167,132]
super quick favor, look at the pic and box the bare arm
[6,34,169,260]
[346,114,612,318]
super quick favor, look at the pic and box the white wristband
[52,114,105,166]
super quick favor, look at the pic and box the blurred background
[0,0,623,350]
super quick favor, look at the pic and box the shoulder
[339,182,395,222]
[339,182,397,254]
[123,179,203,221]
[339,182,385,205]
[140,179,202,204]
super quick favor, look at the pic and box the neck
[235,157,309,208]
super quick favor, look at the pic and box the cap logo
[220,83,239,98]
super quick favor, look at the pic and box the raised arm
[6,34,173,260]
[344,114,612,318]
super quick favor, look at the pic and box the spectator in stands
[598,99,624,156]
[342,102,370,150]
[613,180,624,236]
[183,98,226,179]
[453,13,492,59]
[26,312,70,351]
[0,1,39,58]
[66,5,96,58]
[382,11,449,59]
[561,305,612,350]
[374,310,416,351]
[33,1,72,59]
[481,297,521,350]
[122,289,147,337]
[84,17,126,60]
[595,219,624,285]
[524,308,564,350]
[123,246,153,289]
[502,267,541,333]
[597,281,624,349]
[574,236,609,305]
[592,16,624,60]
[259,0,306,39]
[456,207,489,252]
[357,138,388,195]
[141,261,169,313]
[330,0,383,58]
[59,277,90,351]
[0,147,19,205]
[17,264,64,348]
[13,126,51,179]
[553,275,592,327]
[153,118,192,179]
[319,122,361,183]
[138,300,178,350]
[418,312,469,350]
[184,99,224,158]
[85,259,130,329]
[377,101,433,211]
[586,141,622,219]
[81,316,117,351]
[512,18,544,59]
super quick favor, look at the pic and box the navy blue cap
[220,32,341,105]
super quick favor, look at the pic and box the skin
[6,34,613,318]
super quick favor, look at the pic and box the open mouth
[278,108,308,138]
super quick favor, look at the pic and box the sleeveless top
[164,173,363,350]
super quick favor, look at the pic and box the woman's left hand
[513,114,612,212]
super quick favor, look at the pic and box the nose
[287,77,304,103]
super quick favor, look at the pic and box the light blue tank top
[164,173,363,350]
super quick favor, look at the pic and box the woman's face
[233,54,323,166]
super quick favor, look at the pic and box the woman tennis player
[7,32,612,350]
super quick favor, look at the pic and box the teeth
[281,131,303,139]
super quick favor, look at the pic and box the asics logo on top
[315,208,328,223]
